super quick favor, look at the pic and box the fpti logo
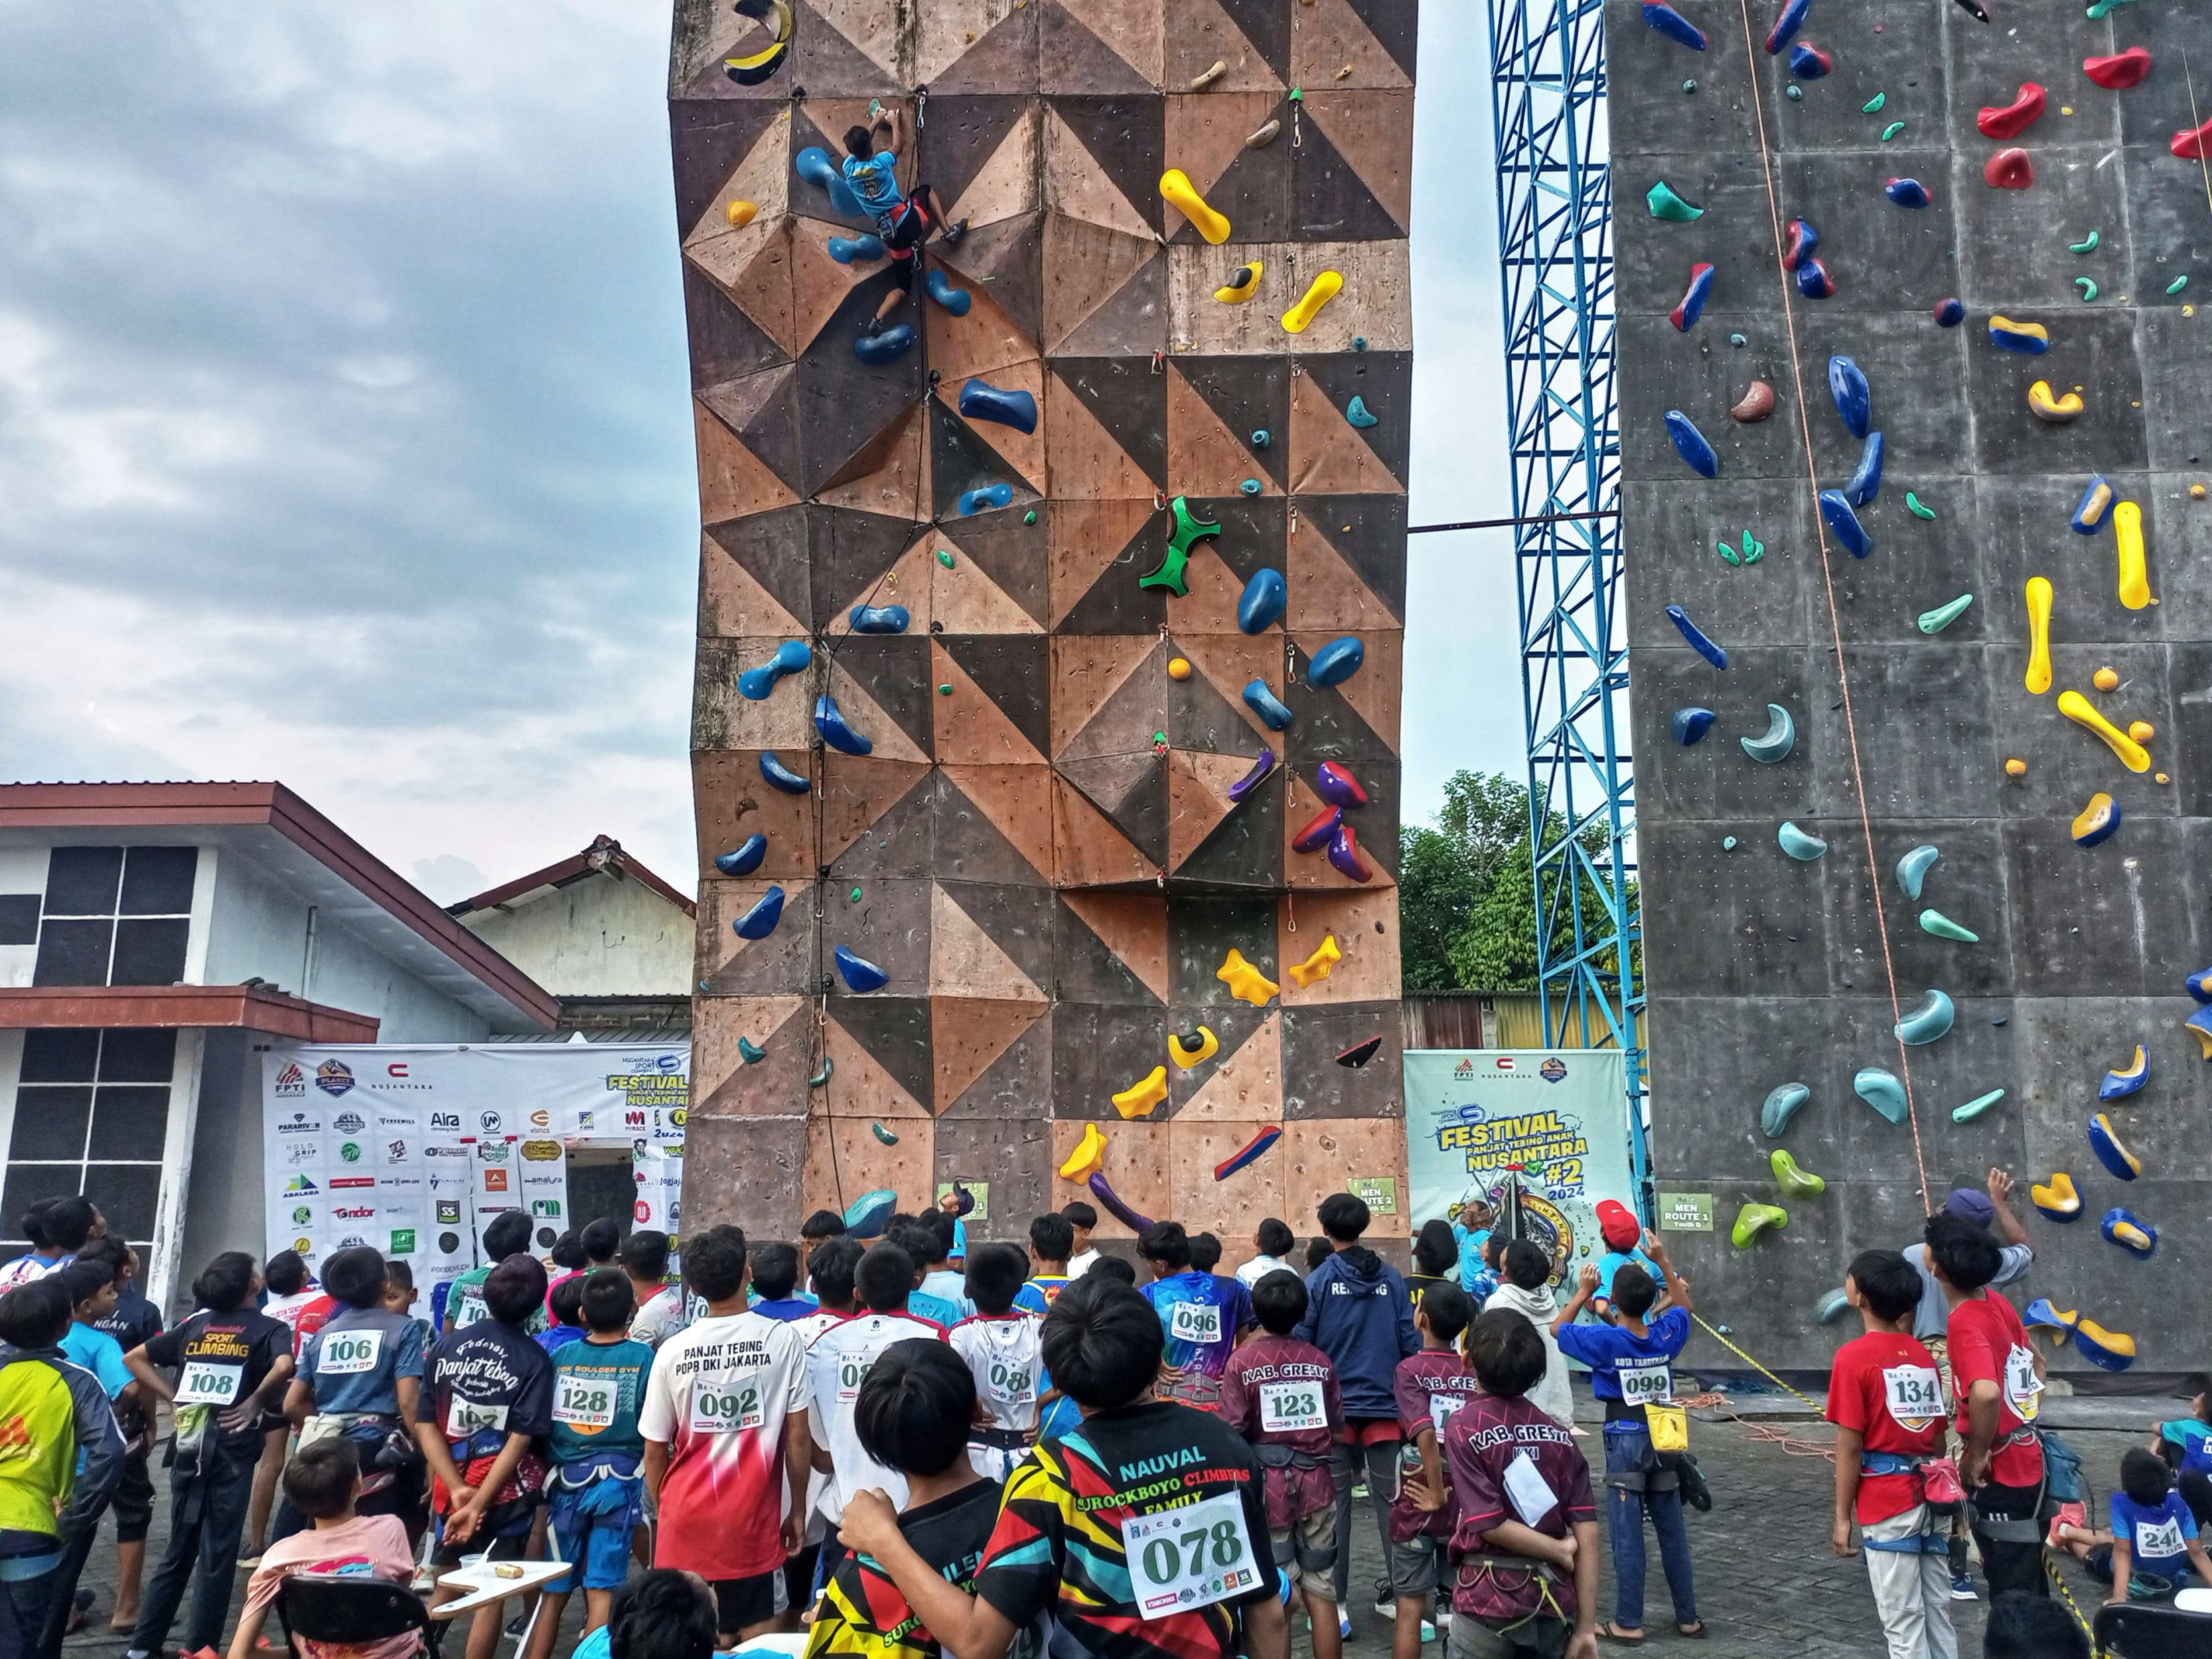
[1540,1057,1568,1083]
[315,1060,356,1096]
[283,1175,319,1196]
[274,1061,306,1098]
[1495,1057,1516,1070]
[332,1112,365,1134]
[1453,1060,1475,1078]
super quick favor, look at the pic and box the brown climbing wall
[670,0,1418,1246]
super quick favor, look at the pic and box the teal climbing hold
[737,1037,766,1064]
[1863,92,1886,113]
[1785,84,1803,101]
[1777,821,1827,861]
[1722,835,1737,850]
[1761,1082,1810,1137]
[2076,277,2098,302]
[2084,0,2137,19]
[1951,1089,2006,1124]
[2169,276,2190,296]
[1345,396,1378,429]
[1717,530,1765,565]
[1855,1068,1909,1125]
[1741,704,1795,764]
[1647,180,1704,221]
[1814,1288,1851,1324]
[1921,909,1979,942]
[1895,988,1956,1046]
[1906,492,1937,521]
[1729,332,1747,347]
[1895,844,1939,900]
[2070,232,2100,254]
[1881,121,1905,141]
[1239,478,1263,496]
[1251,429,1270,448]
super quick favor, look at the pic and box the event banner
[1403,1049,1634,1288]
[261,1043,688,1299]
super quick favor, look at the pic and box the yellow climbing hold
[1112,1064,1169,1119]
[1168,657,1193,680]
[2128,720,2154,743]
[1286,933,1343,989]
[2005,758,2028,777]
[1282,269,1344,334]
[1168,1025,1219,1070]
[1213,261,1264,304]
[2114,500,2150,609]
[2028,379,2085,422]
[727,199,759,227]
[2057,689,2152,772]
[2094,666,2120,691]
[2024,577,2052,695]
[1057,1121,1106,1181]
[1159,168,1232,244]
[1216,948,1280,1007]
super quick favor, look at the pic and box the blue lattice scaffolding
[1484,0,1647,1195]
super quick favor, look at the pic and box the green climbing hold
[1771,1150,1826,1198]
[1647,181,1704,222]
[850,887,862,902]
[737,1036,766,1064]
[1863,92,1886,113]
[1951,1089,2006,1124]
[1732,1202,1789,1248]
[1141,497,1220,596]
[1729,332,1747,347]
[936,548,955,568]
[808,1055,834,1088]
[871,1122,899,1145]
[2077,277,2099,302]
[937,684,952,695]
[2168,275,2190,296]
[1917,594,1973,634]
[1023,509,1037,524]
[2085,0,2136,18]
[1288,86,1304,101]
[1921,908,1980,942]
[1880,121,1905,141]
[2070,231,2100,254]
[1906,492,1937,521]
[1716,530,1763,566]
[1718,541,1739,566]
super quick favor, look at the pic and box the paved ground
[59,1399,2155,1659]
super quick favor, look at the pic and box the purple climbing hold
[1819,489,1873,558]
[1228,749,1277,803]
[1670,262,1716,332]
[1292,805,1343,854]
[1796,257,1836,299]
[1306,636,1365,687]
[1327,822,1374,883]
[1664,410,1719,478]
[1844,431,1884,508]
[1828,355,1871,437]
[1666,605,1728,669]
[1765,0,1811,55]
[1933,297,1966,327]
[1641,3,1706,50]
[1783,218,1820,271]
[1885,177,1932,208]
[1315,760,1369,809]
[1789,42,1832,78]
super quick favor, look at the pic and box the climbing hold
[731,886,786,941]
[1647,181,1704,222]
[1189,56,1228,90]
[1306,636,1364,687]
[867,1121,898,1147]
[714,835,767,878]
[1771,1150,1825,1198]
[1281,270,1343,332]
[1978,82,2047,141]
[854,322,917,364]
[1880,122,1905,142]
[2031,1174,2081,1221]
[1314,762,1368,808]
[2092,665,2122,690]
[1237,478,1262,497]
[1640,3,1707,48]
[2099,1045,2148,1100]
[739,638,812,701]
[1921,910,1979,943]
[2073,476,2114,534]
[1844,431,1884,508]
[1670,263,1715,331]
[1286,934,1343,989]
[725,199,757,228]
[1855,1068,1908,1125]
[721,0,793,82]
[1741,704,1796,764]
[1818,490,1872,559]
[1761,1083,1810,1137]
[1984,149,2035,190]
[808,1054,833,1089]
[759,753,811,794]
[2071,793,2121,847]
[1291,806,1342,855]
[1666,605,1728,669]
[2005,758,2028,777]
[2075,277,2098,303]
[2024,1299,2077,1340]
[2102,1208,2156,1258]
[1249,429,1270,449]
[1214,261,1264,304]
[1213,1126,1283,1183]
[2083,48,2152,90]
[1086,1172,1155,1234]
[1828,356,1870,437]
[1862,92,1887,114]
[1906,493,1936,522]
[795,147,865,216]
[2128,720,2154,743]
[1951,1089,2006,1123]
[1057,1124,1105,1182]
[1885,178,1931,208]
[834,945,889,994]
[958,482,1014,516]
[849,604,911,634]
[957,380,1038,433]
[1169,1026,1220,1070]
[1730,1202,1789,1248]
[1227,750,1276,804]
[1895,989,1955,1046]
[1159,168,1231,244]
[2024,578,2053,695]
[1337,1035,1384,1068]
[2069,231,2101,255]
[1731,381,1775,423]
[1722,836,1737,850]
[1730,332,1747,348]
[936,684,952,697]
[1142,498,1220,596]
[1327,823,1374,883]
[2072,1319,2136,1373]
[737,1036,766,1065]
[1023,510,1037,524]
[1953,0,1989,17]
[2190,1007,2212,1058]
[1895,845,1939,899]
[1664,411,1718,478]
[1238,568,1287,633]
[1796,258,1836,299]
[1783,219,1819,271]
[1987,316,2049,354]
[2089,1112,2142,1180]
[1112,1065,1169,1119]
[1763,0,1809,53]
[1681,78,1697,94]
[2114,500,2149,609]
[1242,680,1293,731]
[1814,1288,1851,1324]
[2057,689,2150,772]
[2171,117,2212,161]
[1934,297,1966,327]
[1244,117,1283,149]
[1917,595,1972,634]
[2189,966,2212,1005]
[1777,822,1827,861]
[1672,707,1717,746]
[828,234,885,263]
[1216,948,1280,1007]
[843,1189,896,1240]
[814,695,873,756]
[1349,335,1368,352]
[1790,43,1832,78]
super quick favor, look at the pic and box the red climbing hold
[1781,218,1818,272]
[1984,148,2035,190]
[2084,48,2152,91]
[1976,83,2045,141]
[2175,117,2212,163]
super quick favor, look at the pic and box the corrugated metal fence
[1402,992,1644,1052]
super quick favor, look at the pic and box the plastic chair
[277,1571,436,1659]
[2093,1600,2212,1658]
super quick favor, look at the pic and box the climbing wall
[1617,1,2210,1372]
[669,0,1419,1248]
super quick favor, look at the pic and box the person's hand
[1578,1265,1600,1294]
[447,1489,486,1544]
[1986,1167,2014,1207]
[1642,1231,1670,1265]
[1831,1516,1856,1557]
[782,1509,806,1557]
[1408,1465,1445,1512]
[839,1488,902,1557]
[1550,1531,1580,1570]
[1961,1449,1990,1490]
[1565,1628,1597,1659]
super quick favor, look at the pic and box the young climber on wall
[842,108,966,340]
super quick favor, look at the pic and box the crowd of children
[1,1180,2207,1659]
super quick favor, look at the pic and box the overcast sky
[0,3,1521,901]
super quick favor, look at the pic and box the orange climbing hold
[2094,667,2120,691]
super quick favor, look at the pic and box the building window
[1,1027,175,1253]
[31,847,198,987]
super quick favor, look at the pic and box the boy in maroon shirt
[1386,1283,1479,1659]
[1219,1269,1345,1659]
[1826,1249,1955,1659]
[1443,1310,1598,1659]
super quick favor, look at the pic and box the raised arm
[1986,1169,2030,1254]
[1552,1265,1599,1335]
[1643,1233,1691,1317]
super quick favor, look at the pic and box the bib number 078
[1143,1518,1244,1585]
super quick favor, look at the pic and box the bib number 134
[1124,1490,1259,1619]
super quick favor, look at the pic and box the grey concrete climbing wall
[1613,0,2210,1372]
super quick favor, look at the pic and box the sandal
[1676,1622,1708,1639]
[1595,1624,1646,1644]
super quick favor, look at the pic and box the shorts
[1390,1533,1443,1598]
[1447,1612,1571,1659]
[881,188,934,255]
[707,1569,788,1636]
[432,1526,528,1572]
[548,1510,634,1594]
[782,1543,819,1618]
[1270,1507,1337,1601]
[111,1445,155,1544]
[1344,1417,1404,1448]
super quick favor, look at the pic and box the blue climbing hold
[1814,1287,1851,1323]
[849,604,910,634]
[814,695,873,757]
[1844,431,1884,508]
[1672,707,1717,745]
[828,234,884,263]
[796,147,865,217]
[759,753,811,794]
[2186,967,2212,1004]
[1855,1068,1909,1125]
[1895,988,1955,1046]
[1934,297,1965,327]
[1238,569,1287,634]
[713,834,767,877]
[1345,396,1379,429]
[1664,410,1719,478]
[2101,1206,2157,1259]
[844,1189,897,1238]
[1666,605,1728,668]
[1896,845,1939,900]
[1828,356,1870,437]
[1789,42,1832,78]
[925,268,972,315]
[855,323,916,364]
[1987,317,2049,354]
[732,885,786,940]
[834,945,889,994]
[1239,478,1263,496]
[958,481,1014,516]
[2088,1113,2142,1181]
[1778,822,1828,861]
[739,639,812,701]
[1783,218,1819,271]
[957,380,1038,433]
[1307,636,1364,687]
[1796,257,1836,299]
[1641,3,1707,49]
[2071,475,2114,535]
[1819,490,1872,558]
[1885,177,1932,208]
[2099,1045,2149,1101]
[1670,262,1716,332]
[1762,1082,1810,1136]
[1242,680,1294,731]
[1764,0,1810,53]
[2073,792,2120,847]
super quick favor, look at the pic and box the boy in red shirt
[1386,1283,1478,1659]
[1826,1249,1956,1659]
[1218,1269,1345,1659]
[1923,1214,2046,1602]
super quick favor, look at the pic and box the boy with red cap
[1589,1202,1662,1326]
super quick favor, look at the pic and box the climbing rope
[1690,1313,1826,1416]
[1728,0,1931,1215]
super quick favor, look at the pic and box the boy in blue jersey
[2096,1447,2212,1602]
[1138,1221,1252,1413]
[2154,1378,2212,1530]
[841,108,967,340]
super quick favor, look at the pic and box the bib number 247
[1124,1490,1258,1620]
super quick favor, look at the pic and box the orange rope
[1727,0,1932,1214]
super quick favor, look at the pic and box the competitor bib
[1617,1356,1672,1405]
[1168,1301,1223,1347]
[2134,1516,2185,1560]
[446,1396,508,1438]
[316,1328,384,1376]
[985,1359,1035,1407]
[1258,1381,1327,1433]
[690,1378,764,1435]
[1430,1392,1468,1431]
[553,1372,617,1430]
[453,1291,488,1329]
[2002,1345,2042,1420]
[1881,1364,1943,1429]
[1124,1489,1261,1620]
[175,1360,244,1407]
